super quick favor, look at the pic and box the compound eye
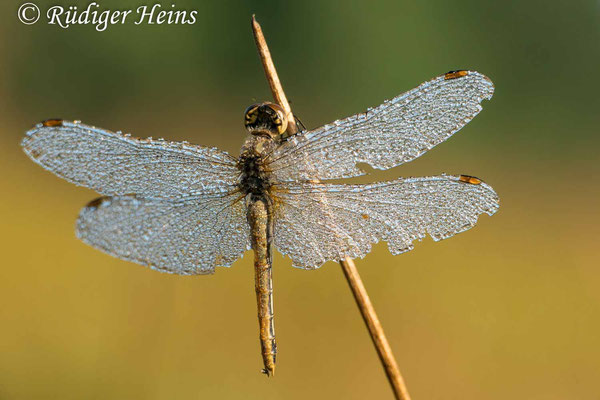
[244,104,260,125]
[275,116,287,134]
[265,103,288,134]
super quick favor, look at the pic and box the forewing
[268,71,494,181]
[22,120,239,198]
[272,175,499,269]
[76,193,250,275]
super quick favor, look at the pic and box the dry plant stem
[251,15,412,400]
[340,257,411,400]
[251,15,298,136]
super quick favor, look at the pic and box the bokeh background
[1,0,599,399]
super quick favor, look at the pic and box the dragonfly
[22,70,499,376]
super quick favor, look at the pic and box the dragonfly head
[244,102,288,138]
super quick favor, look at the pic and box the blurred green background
[1,0,599,399]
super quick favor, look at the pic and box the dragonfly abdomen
[247,197,277,376]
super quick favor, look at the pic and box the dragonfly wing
[271,175,499,270]
[268,71,494,181]
[22,120,239,198]
[76,192,250,275]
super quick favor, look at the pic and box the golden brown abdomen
[247,197,276,376]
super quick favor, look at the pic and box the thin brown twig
[251,15,412,400]
[251,15,297,137]
[339,257,412,400]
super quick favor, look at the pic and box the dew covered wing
[22,121,239,199]
[268,71,494,182]
[271,175,499,269]
[76,194,250,275]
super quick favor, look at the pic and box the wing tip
[471,71,495,98]
[456,174,500,214]
[84,196,111,210]
[443,69,493,83]
[442,70,495,98]
[454,173,499,198]
[444,70,469,80]
[22,119,81,146]
[458,174,483,185]
[41,118,64,127]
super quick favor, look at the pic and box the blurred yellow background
[1,0,599,399]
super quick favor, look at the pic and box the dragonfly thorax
[238,136,275,198]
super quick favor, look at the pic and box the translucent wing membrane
[268,71,494,181]
[22,70,498,274]
[76,193,250,275]
[22,121,239,198]
[272,175,499,269]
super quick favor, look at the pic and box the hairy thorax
[238,135,276,199]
